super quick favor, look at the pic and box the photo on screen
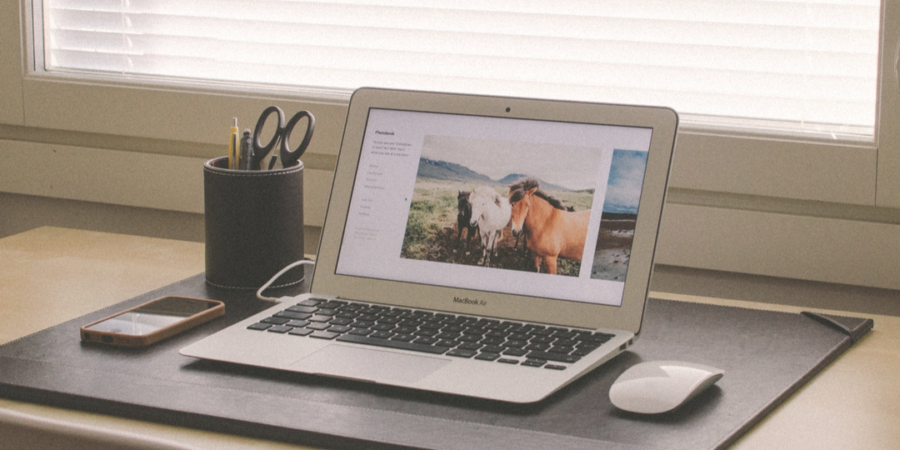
[590,149,649,281]
[400,135,605,277]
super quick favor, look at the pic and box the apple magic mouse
[609,360,724,414]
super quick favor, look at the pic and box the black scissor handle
[252,106,286,160]
[280,110,315,167]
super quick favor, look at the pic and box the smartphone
[80,296,224,347]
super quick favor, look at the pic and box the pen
[228,118,239,170]
[239,130,253,170]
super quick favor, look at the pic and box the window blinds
[42,0,881,134]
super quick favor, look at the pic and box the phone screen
[85,297,218,336]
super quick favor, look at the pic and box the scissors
[250,106,315,170]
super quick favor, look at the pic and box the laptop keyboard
[247,297,615,370]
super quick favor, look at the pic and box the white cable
[256,259,316,302]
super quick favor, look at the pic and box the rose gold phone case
[80,296,224,347]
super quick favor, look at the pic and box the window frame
[7,0,897,208]
[3,0,900,290]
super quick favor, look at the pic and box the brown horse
[508,178,590,274]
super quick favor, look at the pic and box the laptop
[180,88,678,403]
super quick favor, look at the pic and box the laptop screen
[335,108,653,307]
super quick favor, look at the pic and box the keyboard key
[310,331,340,340]
[525,351,581,364]
[414,329,439,337]
[321,300,346,309]
[287,305,319,314]
[275,311,312,320]
[447,349,477,358]
[474,352,500,361]
[247,322,272,331]
[503,340,528,348]
[577,331,610,342]
[572,344,601,357]
[297,298,323,306]
[497,358,519,365]
[502,348,528,357]
[262,317,290,325]
[553,331,578,339]
[390,334,416,342]
[266,325,292,334]
[288,328,313,337]
[481,345,505,354]
[285,320,310,328]
[531,335,555,344]
[522,360,545,367]
[548,346,575,354]
[336,333,450,355]
[545,364,567,371]
[525,343,551,351]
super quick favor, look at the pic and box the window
[5,0,899,209]
[4,0,900,289]
[40,0,880,140]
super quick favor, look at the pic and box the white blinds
[43,0,881,134]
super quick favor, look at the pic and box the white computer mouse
[609,360,724,414]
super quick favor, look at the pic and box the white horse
[469,186,511,266]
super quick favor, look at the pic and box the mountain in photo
[498,173,571,192]
[416,158,494,183]
[416,158,575,192]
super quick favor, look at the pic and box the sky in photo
[602,149,648,214]
[421,135,604,191]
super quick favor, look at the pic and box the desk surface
[1,227,898,449]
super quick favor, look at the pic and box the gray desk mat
[0,273,872,450]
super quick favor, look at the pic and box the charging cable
[256,259,316,302]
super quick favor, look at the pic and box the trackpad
[290,344,450,385]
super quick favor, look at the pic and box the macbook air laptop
[181,88,678,403]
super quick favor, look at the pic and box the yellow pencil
[228,118,239,169]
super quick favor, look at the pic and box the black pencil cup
[203,156,305,290]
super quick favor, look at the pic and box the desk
[1,227,898,449]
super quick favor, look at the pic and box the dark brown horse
[457,190,478,245]
[508,178,590,274]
